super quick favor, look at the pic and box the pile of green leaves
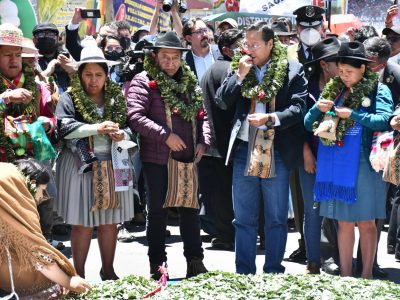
[68,271,400,300]
[154,271,400,300]
[68,274,158,299]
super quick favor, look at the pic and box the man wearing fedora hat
[126,31,210,280]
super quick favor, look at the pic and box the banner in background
[38,0,102,36]
[239,0,310,15]
[113,0,170,33]
[347,0,391,32]
[0,0,37,37]
[213,0,240,13]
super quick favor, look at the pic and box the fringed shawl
[0,163,76,296]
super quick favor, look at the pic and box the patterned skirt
[54,149,134,227]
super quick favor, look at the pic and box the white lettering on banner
[240,0,310,15]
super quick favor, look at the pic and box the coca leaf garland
[143,55,203,122]
[230,36,288,102]
[312,68,379,146]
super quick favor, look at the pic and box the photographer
[150,0,183,37]
[32,23,74,93]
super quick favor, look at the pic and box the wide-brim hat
[334,41,372,62]
[74,45,120,67]
[382,26,400,36]
[21,38,43,58]
[305,37,341,65]
[293,5,325,28]
[145,31,189,51]
[271,21,296,36]
[0,23,38,52]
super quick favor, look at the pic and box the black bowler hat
[334,41,372,62]
[293,5,325,28]
[32,23,59,35]
[145,31,189,51]
[271,21,296,37]
[305,37,341,65]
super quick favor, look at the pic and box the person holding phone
[32,23,74,94]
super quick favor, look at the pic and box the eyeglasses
[105,46,123,53]
[243,42,265,51]
[34,31,57,39]
[192,28,208,35]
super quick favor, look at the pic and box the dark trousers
[198,156,234,242]
[388,185,400,252]
[37,198,54,240]
[142,162,203,265]
[290,169,305,247]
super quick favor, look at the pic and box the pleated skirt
[55,149,134,227]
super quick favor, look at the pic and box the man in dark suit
[183,17,221,237]
[183,18,221,83]
[215,22,308,274]
[199,29,243,250]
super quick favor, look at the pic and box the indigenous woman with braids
[126,31,210,280]
[0,159,90,298]
[304,42,393,278]
[55,46,135,280]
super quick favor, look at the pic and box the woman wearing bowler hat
[304,41,393,278]
[300,37,341,274]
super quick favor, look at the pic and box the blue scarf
[314,121,363,204]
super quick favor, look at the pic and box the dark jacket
[200,57,234,158]
[215,59,308,169]
[383,61,400,108]
[126,71,210,165]
[185,45,221,79]
[65,25,83,62]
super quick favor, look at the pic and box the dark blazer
[215,59,308,169]
[200,57,234,158]
[185,45,221,78]
[383,61,400,108]
[65,25,83,62]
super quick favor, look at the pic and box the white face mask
[299,28,321,47]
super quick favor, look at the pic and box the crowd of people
[1,1,400,298]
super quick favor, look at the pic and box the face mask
[299,28,321,47]
[36,37,57,55]
[104,50,123,61]
[120,37,131,50]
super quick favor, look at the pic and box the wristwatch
[265,115,274,128]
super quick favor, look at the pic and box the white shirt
[237,63,281,142]
[192,48,215,83]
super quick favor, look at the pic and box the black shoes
[211,238,234,250]
[306,262,321,274]
[321,258,340,275]
[186,257,208,278]
[286,246,307,263]
[387,245,395,255]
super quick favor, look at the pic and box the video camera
[118,35,156,83]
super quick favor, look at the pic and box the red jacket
[126,71,210,165]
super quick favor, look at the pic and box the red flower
[258,90,266,100]
[241,47,249,55]
[197,108,206,120]
[148,80,158,90]
[336,140,344,147]
[172,107,180,114]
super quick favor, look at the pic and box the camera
[163,0,187,13]
[118,36,155,83]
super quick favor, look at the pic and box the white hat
[21,38,42,58]
[75,45,119,67]
[0,23,37,52]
